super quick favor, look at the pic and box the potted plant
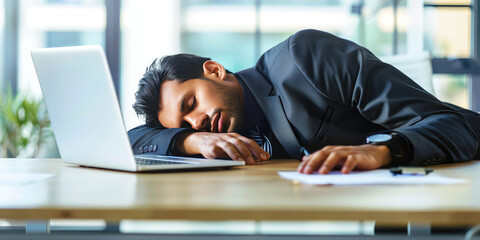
[0,89,53,158]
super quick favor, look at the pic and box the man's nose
[186,113,208,131]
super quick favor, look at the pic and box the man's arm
[127,124,194,155]
[128,125,269,164]
[289,30,477,173]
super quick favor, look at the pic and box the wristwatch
[366,132,408,166]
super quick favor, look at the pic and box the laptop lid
[31,46,138,171]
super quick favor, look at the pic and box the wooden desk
[1,158,480,226]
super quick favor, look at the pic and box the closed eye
[186,96,196,113]
[180,96,196,129]
[190,96,197,111]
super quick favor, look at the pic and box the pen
[300,147,310,156]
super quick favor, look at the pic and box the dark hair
[132,54,212,127]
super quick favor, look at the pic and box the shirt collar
[235,73,264,133]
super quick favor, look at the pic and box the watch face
[367,134,392,143]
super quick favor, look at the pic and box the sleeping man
[128,29,480,174]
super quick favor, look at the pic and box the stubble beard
[211,81,244,133]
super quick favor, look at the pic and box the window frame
[2,0,19,95]
[425,2,480,111]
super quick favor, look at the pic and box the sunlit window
[424,0,470,5]
[120,0,181,130]
[424,4,471,58]
[432,74,469,107]
[179,0,409,72]
[424,0,472,108]
[18,0,105,98]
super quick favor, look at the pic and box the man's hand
[297,145,391,174]
[176,132,270,164]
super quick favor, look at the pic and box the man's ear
[203,60,226,81]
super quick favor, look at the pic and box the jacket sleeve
[127,125,195,155]
[288,29,478,165]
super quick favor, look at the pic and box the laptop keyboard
[135,157,189,165]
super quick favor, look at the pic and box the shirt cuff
[168,128,197,156]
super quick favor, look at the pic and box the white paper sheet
[0,173,55,186]
[278,170,466,185]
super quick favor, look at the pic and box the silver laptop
[31,45,244,172]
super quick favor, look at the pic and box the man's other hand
[297,145,391,174]
[178,132,270,164]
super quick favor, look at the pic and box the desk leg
[26,219,50,234]
[407,222,431,236]
[105,221,120,232]
[465,224,480,240]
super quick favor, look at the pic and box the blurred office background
[0,0,479,158]
[0,0,479,235]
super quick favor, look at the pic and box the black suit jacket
[128,29,480,165]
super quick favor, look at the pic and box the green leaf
[0,87,52,157]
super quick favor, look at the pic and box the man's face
[157,77,244,133]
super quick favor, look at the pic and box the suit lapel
[236,68,302,159]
